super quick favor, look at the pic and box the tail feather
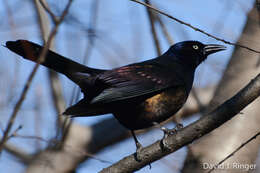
[5,40,105,76]
[6,40,111,116]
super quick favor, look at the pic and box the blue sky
[0,0,255,172]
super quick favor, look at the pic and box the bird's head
[167,41,226,68]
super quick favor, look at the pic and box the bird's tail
[5,40,105,77]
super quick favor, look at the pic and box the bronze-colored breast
[143,86,188,122]
[113,86,188,130]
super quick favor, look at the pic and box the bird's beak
[204,44,226,56]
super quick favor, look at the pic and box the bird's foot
[161,127,176,138]
[159,123,184,150]
[161,123,183,138]
[153,122,183,138]
[175,123,184,130]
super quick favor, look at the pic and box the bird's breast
[113,86,188,130]
[143,86,188,121]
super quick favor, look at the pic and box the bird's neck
[163,50,199,69]
[153,56,195,92]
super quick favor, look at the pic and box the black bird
[5,40,226,151]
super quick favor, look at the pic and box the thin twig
[207,131,260,173]
[35,0,69,136]
[0,0,74,155]
[130,0,260,54]
[63,0,100,146]
[145,0,161,55]
[12,133,111,164]
[4,143,32,164]
[155,14,174,45]
[39,0,58,23]
[7,125,22,140]
[71,0,100,106]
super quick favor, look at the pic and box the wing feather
[91,63,185,104]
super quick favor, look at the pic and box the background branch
[0,0,73,155]
[207,131,260,173]
[130,0,260,54]
[145,0,161,56]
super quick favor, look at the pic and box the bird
[5,40,226,153]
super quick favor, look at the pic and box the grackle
[5,40,226,153]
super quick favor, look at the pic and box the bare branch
[0,0,74,155]
[9,133,111,164]
[145,0,161,55]
[100,73,260,173]
[70,0,100,108]
[33,0,69,137]
[39,0,58,23]
[155,15,174,45]
[130,0,260,54]
[4,143,32,164]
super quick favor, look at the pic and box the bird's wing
[91,63,185,104]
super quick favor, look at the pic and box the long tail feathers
[5,40,105,76]
[6,40,110,117]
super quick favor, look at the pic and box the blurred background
[0,0,259,172]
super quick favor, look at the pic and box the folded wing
[91,62,185,104]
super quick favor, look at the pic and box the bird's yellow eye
[193,45,199,50]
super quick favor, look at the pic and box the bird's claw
[176,123,184,130]
[161,127,177,138]
[159,123,184,150]
[161,123,183,138]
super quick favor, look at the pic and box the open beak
[204,44,226,56]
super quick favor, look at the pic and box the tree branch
[4,143,32,164]
[100,73,260,173]
[39,0,58,23]
[145,0,161,55]
[0,0,74,155]
[155,14,174,45]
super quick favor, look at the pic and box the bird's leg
[131,130,142,150]
[131,130,143,161]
